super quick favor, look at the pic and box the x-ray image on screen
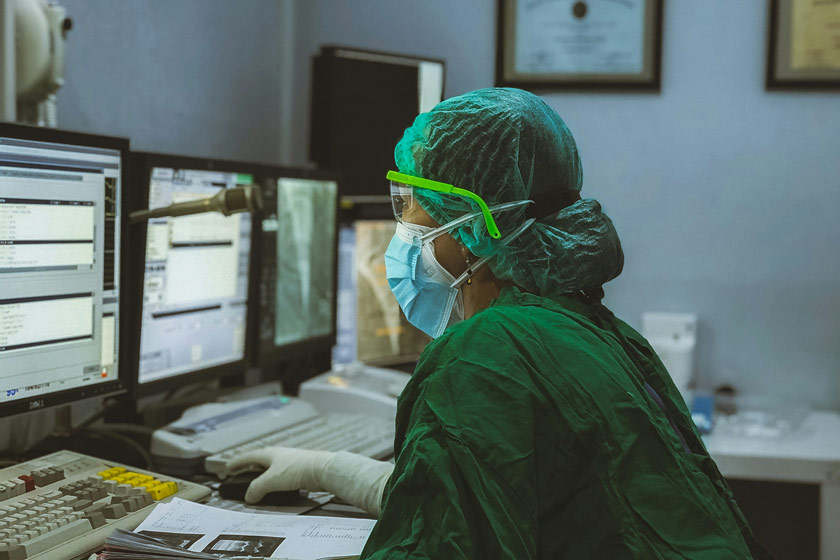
[334,220,430,366]
[273,178,337,347]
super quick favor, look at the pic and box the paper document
[128,498,376,560]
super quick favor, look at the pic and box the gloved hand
[226,446,395,515]
[227,447,333,501]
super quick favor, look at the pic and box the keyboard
[0,450,210,560]
[205,413,395,477]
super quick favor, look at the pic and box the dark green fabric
[360,287,771,559]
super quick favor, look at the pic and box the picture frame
[766,0,840,90]
[495,0,663,91]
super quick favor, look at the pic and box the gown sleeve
[360,396,538,559]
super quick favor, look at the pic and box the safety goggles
[388,170,505,239]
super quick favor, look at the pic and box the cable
[80,429,155,471]
[90,423,154,437]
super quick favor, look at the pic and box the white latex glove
[226,446,395,515]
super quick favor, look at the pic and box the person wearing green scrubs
[230,88,772,558]
[365,88,770,559]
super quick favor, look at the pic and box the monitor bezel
[126,152,260,398]
[0,123,130,418]
[249,165,340,370]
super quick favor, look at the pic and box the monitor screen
[0,127,126,415]
[333,220,429,366]
[256,174,337,362]
[137,166,253,386]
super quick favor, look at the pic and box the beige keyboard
[0,450,210,560]
[205,412,395,477]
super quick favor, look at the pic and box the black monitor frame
[125,152,260,398]
[0,123,130,418]
[309,45,446,200]
[249,165,340,372]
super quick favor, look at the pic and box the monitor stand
[51,405,74,437]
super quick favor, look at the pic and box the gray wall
[0,0,289,451]
[57,0,285,163]
[291,1,840,408]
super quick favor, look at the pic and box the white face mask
[388,222,464,338]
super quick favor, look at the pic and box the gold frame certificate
[767,0,840,88]
[496,0,663,90]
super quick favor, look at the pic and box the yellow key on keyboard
[146,484,168,500]
[98,467,125,479]
[146,481,179,500]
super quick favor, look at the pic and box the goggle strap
[418,200,533,243]
[451,256,492,289]
[501,218,537,247]
[449,218,536,289]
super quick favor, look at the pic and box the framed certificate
[495,0,663,90]
[767,0,840,89]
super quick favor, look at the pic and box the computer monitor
[0,124,128,417]
[310,46,445,199]
[333,219,430,367]
[127,153,255,396]
[252,169,339,366]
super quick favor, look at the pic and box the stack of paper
[96,498,376,560]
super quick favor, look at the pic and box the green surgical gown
[361,287,771,559]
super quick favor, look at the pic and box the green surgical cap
[394,87,624,298]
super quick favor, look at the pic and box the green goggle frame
[386,170,501,239]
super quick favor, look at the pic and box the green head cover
[393,87,624,298]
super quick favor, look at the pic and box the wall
[291,0,840,408]
[0,0,289,451]
[56,0,285,163]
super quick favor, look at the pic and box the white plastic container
[641,312,697,404]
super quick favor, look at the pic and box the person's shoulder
[437,305,525,353]
[411,311,521,384]
[463,290,598,344]
[416,288,615,377]
[415,303,556,382]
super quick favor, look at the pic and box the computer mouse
[218,471,301,506]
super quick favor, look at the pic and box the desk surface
[703,411,840,461]
[703,410,840,482]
